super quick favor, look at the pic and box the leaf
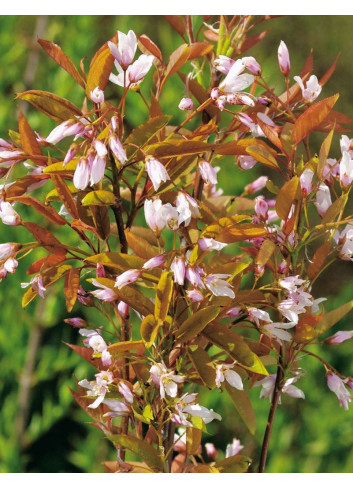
[124,115,171,159]
[108,434,163,471]
[307,242,331,280]
[43,159,79,174]
[240,30,268,54]
[319,54,340,87]
[291,94,339,145]
[146,139,212,158]
[81,190,116,206]
[315,300,353,337]
[188,346,216,389]
[217,223,268,243]
[176,306,221,343]
[140,314,161,348]
[86,252,145,272]
[214,455,251,473]
[16,90,82,123]
[22,264,71,307]
[125,229,159,260]
[154,272,173,322]
[317,128,334,179]
[186,427,202,455]
[163,15,186,38]
[188,42,213,59]
[246,144,279,170]
[64,268,80,312]
[23,221,64,251]
[108,340,144,355]
[18,111,44,166]
[50,174,79,219]
[8,195,67,226]
[38,38,86,88]
[138,34,163,63]
[224,383,256,435]
[90,205,110,240]
[256,239,276,267]
[202,324,268,375]
[26,253,67,275]
[275,176,300,220]
[161,44,191,90]
[86,47,114,97]
[322,194,348,225]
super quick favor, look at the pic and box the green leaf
[154,272,173,321]
[176,306,221,343]
[81,190,116,206]
[124,115,171,159]
[224,382,256,435]
[109,434,163,471]
[214,454,251,473]
[16,90,82,123]
[140,314,161,348]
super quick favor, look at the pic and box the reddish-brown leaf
[291,94,339,144]
[161,44,191,90]
[275,176,300,220]
[299,49,313,78]
[23,221,64,248]
[50,174,79,220]
[188,42,213,59]
[18,111,44,166]
[307,242,330,281]
[86,48,114,97]
[16,90,82,123]
[239,30,269,54]
[319,54,340,87]
[178,72,219,120]
[138,34,163,63]
[26,253,67,275]
[64,268,81,312]
[163,15,186,38]
[38,38,86,88]
[8,195,67,226]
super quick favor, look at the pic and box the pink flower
[142,254,166,270]
[327,372,351,410]
[199,160,218,185]
[64,317,88,328]
[278,41,290,76]
[171,257,186,285]
[46,120,84,145]
[3,257,18,273]
[326,330,353,345]
[238,113,264,137]
[254,196,268,221]
[205,443,218,460]
[323,158,339,184]
[119,382,134,403]
[73,157,91,190]
[178,97,194,110]
[109,136,127,164]
[340,151,353,189]
[21,274,46,299]
[114,269,141,289]
[210,87,220,100]
[238,155,257,170]
[214,55,235,74]
[0,201,21,225]
[198,237,227,251]
[110,54,154,89]
[205,274,234,298]
[340,135,353,156]
[91,279,116,302]
[255,374,305,403]
[225,438,244,457]
[144,199,166,234]
[225,306,242,318]
[145,156,170,191]
[90,86,105,103]
[242,56,261,75]
[186,266,205,289]
[300,168,314,196]
[294,75,322,103]
[219,59,254,94]
[108,30,137,68]
[215,364,243,390]
[160,203,179,231]
[186,289,204,302]
[248,308,271,326]
[315,184,332,217]
[149,362,185,399]
[245,176,268,194]
[118,301,129,318]
[175,192,200,226]
[63,144,77,165]
[79,371,114,409]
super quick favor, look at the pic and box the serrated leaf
[154,272,173,321]
[108,434,163,471]
[176,306,221,343]
[291,94,339,144]
[224,383,256,435]
[81,190,116,206]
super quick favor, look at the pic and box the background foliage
[1,15,353,473]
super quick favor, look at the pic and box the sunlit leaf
[154,272,173,321]
[176,306,221,343]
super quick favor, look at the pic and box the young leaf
[154,272,173,322]
[256,239,276,267]
[50,174,79,220]
[246,144,279,170]
[18,111,44,166]
[188,42,213,59]
[275,176,300,220]
[315,300,353,337]
[125,229,159,260]
[160,44,191,90]
[214,454,251,473]
[224,383,256,435]
[8,195,67,226]
[86,47,114,97]
[317,128,334,179]
[321,194,348,225]
[86,252,145,272]
[124,115,171,159]
[38,38,86,88]
[176,306,221,343]
[140,314,161,348]
[163,15,187,38]
[291,94,339,145]
[138,34,163,63]
[81,190,116,206]
[188,346,216,389]
[64,268,80,312]
[108,434,163,472]
[16,90,82,123]
[108,340,144,355]
[186,427,202,455]
[307,242,331,280]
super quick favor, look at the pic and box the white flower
[215,364,243,390]
[205,273,234,298]
[315,184,332,217]
[294,75,322,103]
[145,156,170,191]
[219,59,254,94]
[225,438,244,457]
[0,201,21,226]
[255,374,305,403]
[149,362,185,399]
[340,151,353,188]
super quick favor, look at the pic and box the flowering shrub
[1,15,353,473]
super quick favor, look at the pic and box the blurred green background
[1,15,353,473]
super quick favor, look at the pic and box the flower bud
[215,96,226,111]
[254,196,268,221]
[64,317,88,328]
[118,301,130,318]
[210,87,220,100]
[205,443,218,460]
[278,40,290,76]
[90,86,105,104]
[242,56,261,75]
[178,97,194,110]
[325,330,353,345]
[244,176,268,194]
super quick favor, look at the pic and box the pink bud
[0,201,21,226]
[96,264,105,278]
[198,238,227,251]
[199,160,218,185]
[210,87,220,100]
[111,116,119,133]
[109,136,127,164]
[277,260,288,274]
[171,257,186,286]
[225,306,242,318]
[237,155,257,170]
[245,176,268,194]
[142,254,166,270]
[325,330,353,345]
[242,56,261,75]
[327,372,351,410]
[77,287,95,306]
[254,196,268,221]
[90,86,105,104]
[63,144,77,166]
[205,443,218,460]
[300,169,314,197]
[3,257,18,273]
[64,317,88,328]
[178,97,194,110]
[118,301,130,318]
[145,156,170,191]
[215,96,226,111]
[0,242,20,260]
[186,289,204,302]
[114,269,141,289]
[278,41,290,76]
